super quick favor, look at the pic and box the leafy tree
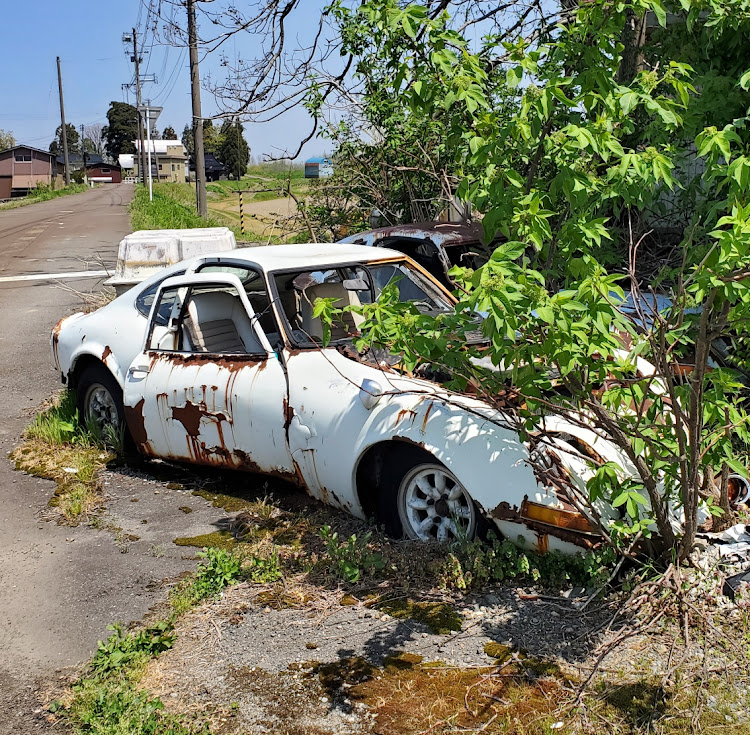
[0,129,15,150]
[181,124,194,157]
[162,125,177,140]
[202,119,224,155]
[219,119,250,179]
[49,124,80,156]
[319,0,750,563]
[102,102,138,159]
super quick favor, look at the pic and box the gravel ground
[207,585,607,672]
[141,579,614,734]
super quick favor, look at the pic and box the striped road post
[237,189,245,237]
[238,190,245,237]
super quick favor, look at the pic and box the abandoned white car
[52,243,630,554]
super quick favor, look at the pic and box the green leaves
[90,622,176,681]
[312,296,341,346]
[506,66,523,89]
[319,525,385,583]
[650,0,668,29]
[587,462,621,503]
[612,486,650,521]
[697,125,743,164]
[620,90,639,115]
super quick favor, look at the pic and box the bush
[442,532,616,591]
[319,525,386,583]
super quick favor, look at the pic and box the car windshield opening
[274,261,453,346]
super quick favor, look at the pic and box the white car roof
[200,242,405,273]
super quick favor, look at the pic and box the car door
[123,272,295,479]
[270,264,390,513]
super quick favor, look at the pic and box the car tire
[76,363,125,434]
[393,461,480,543]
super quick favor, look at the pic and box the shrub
[319,525,385,583]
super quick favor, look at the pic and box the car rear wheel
[77,364,124,434]
[396,463,479,542]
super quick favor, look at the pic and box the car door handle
[127,364,149,378]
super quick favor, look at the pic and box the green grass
[129,183,239,237]
[0,183,89,210]
[25,390,80,445]
[11,391,115,522]
[247,162,305,180]
[206,174,308,202]
[205,180,246,194]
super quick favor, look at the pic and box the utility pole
[80,123,87,174]
[187,0,207,217]
[56,56,70,186]
[131,28,147,187]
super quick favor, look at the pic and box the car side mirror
[359,378,384,410]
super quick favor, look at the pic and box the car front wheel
[397,463,479,542]
[77,364,125,434]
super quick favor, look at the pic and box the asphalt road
[0,184,202,732]
[0,185,133,730]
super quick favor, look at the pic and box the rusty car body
[337,222,497,286]
[52,243,662,554]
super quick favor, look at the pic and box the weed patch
[442,532,615,590]
[65,679,211,735]
[10,391,115,523]
[319,525,385,583]
[55,549,249,733]
[89,622,175,681]
[244,546,283,583]
[169,547,243,614]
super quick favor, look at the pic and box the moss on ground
[173,531,236,550]
[191,488,254,513]
[373,598,463,635]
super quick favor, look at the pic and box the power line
[158,38,171,81]
[141,0,156,77]
[152,48,186,105]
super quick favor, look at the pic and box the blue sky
[0,0,327,160]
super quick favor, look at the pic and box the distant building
[56,154,122,183]
[0,145,67,198]
[132,139,189,183]
[203,153,228,182]
[118,154,135,182]
[56,153,103,172]
[304,156,334,179]
[86,162,122,184]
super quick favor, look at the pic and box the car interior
[274,269,367,344]
[195,263,280,344]
[182,288,263,354]
[148,283,266,355]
